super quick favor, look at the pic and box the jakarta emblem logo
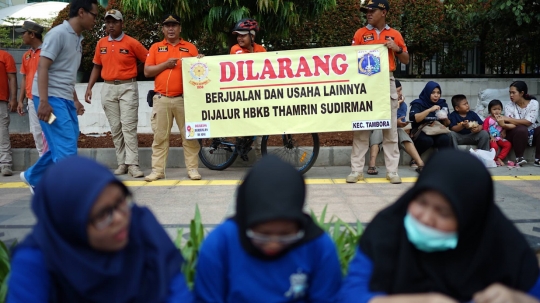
[357,50,381,76]
[189,62,211,88]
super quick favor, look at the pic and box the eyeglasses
[246,229,305,245]
[85,9,98,19]
[90,196,132,230]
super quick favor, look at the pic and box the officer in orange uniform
[144,14,202,181]
[230,18,266,159]
[0,49,17,176]
[85,9,148,178]
[346,0,409,184]
[16,21,47,157]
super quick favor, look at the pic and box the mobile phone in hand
[48,113,56,124]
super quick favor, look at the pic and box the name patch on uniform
[179,47,189,52]
[363,34,374,42]
[158,46,168,52]
[385,36,394,40]
[119,49,129,54]
[100,47,107,54]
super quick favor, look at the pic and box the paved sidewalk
[1,165,539,248]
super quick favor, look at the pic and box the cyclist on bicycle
[231,18,266,159]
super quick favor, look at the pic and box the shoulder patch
[119,49,129,54]
[363,33,374,42]
[158,46,168,52]
[179,47,190,52]
[100,47,107,54]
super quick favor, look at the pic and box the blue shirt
[339,247,540,302]
[194,219,342,303]
[397,102,407,122]
[7,247,192,303]
[448,111,484,135]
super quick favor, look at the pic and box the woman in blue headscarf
[7,156,192,303]
[409,81,452,157]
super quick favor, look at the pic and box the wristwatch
[396,47,403,54]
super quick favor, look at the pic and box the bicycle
[198,134,320,175]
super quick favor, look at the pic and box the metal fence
[394,43,540,78]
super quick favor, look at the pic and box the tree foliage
[120,0,337,49]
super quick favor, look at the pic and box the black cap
[15,20,44,34]
[162,14,181,24]
[361,0,390,12]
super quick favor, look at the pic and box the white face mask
[404,213,458,252]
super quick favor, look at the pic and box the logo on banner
[189,62,211,89]
[185,122,210,139]
[357,50,381,76]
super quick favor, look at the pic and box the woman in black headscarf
[340,149,540,303]
[194,155,342,303]
[409,81,452,157]
[8,156,191,303]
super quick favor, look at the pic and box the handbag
[411,121,450,141]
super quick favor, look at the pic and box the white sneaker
[346,171,364,183]
[386,172,402,184]
[188,169,202,180]
[20,171,34,194]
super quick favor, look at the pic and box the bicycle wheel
[198,137,238,170]
[261,133,319,174]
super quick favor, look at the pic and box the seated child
[448,94,490,150]
[369,80,425,174]
[194,155,341,303]
[482,99,515,166]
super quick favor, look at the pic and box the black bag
[147,90,156,107]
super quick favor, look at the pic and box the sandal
[367,166,378,175]
[415,166,423,173]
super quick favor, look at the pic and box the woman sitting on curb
[503,81,540,166]
[194,155,342,303]
[8,156,192,303]
[340,149,540,303]
[409,81,452,157]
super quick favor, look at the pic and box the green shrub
[310,205,363,276]
[0,240,16,303]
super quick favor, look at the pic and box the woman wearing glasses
[194,155,342,302]
[7,156,192,303]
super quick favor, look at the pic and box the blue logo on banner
[357,51,381,76]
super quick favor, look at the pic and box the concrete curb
[11,145,537,171]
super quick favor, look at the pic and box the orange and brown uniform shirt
[20,46,41,99]
[352,24,407,72]
[146,39,198,96]
[92,33,148,81]
[0,50,16,102]
[230,43,266,54]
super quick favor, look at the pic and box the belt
[104,78,136,85]
[156,93,183,98]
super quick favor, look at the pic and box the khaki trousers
[351,76,399,173]
[101,82,139,166]
[28,99,46,156]
[0,102,12,167]
[150,95,200,173]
